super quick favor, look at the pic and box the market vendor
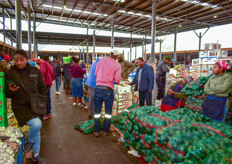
[130,57,154,107]
[117,54,135,80]
[203,61,232,122]
[161,76,193,112]
[156,56,172,100]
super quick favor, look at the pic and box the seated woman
[203,61,232,122]
[161,76,193,112]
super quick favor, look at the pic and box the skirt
[71,78,83,97]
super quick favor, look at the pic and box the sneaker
[56,92,61,95]
[93,131,100,137]
[103,131,111,137]
[76,103,82,107]
[32,155,46,164]
[79,103,85,107]
[84,106,88,109]
[88,115,93,120]
[43,115,49,120]
[47,114,52,118]
[73,103,77,106]
[23,141,33,152]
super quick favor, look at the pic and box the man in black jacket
[5,49,46,164]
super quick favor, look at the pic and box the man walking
[85,58,100,119]
[94,50,121,137]
[156,56,172,100]
[54,60,62,95]
[40,56,55,119]
[130,57,154,107]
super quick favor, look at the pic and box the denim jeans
[94,86,114,132]
[88,86,95,116]
[55,76,61,92]
[139,90,152,107]
[26,117,42,155]
[46,86,51,114]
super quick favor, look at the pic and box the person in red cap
[3,54,12,69]
[203,61,232,122]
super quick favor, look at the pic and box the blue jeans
[46,86,51,114]
[55,76,61,92]
[139,90,152,107]
[94,86,114,132]
[26,117,42,155]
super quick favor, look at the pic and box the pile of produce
[74,118,104,134]
[0,127,23,164]
[181,77,210,112]
[112,106,232,163]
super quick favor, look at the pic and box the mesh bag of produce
[151,144,172,162]
[134,113,168,134]
[192,121,232,138]
[165,108,210,122]
[155,120,195,146]
[203,146,232,164]
[74,119,103,134]
[186,135,232,161]
[168,127,217,163]
[181,77,210,112]
[145,153,156,163]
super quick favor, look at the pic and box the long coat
[5,64,47,126]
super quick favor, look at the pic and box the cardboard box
[192,58,200,65]
[199,51,208,58]
[208,50,220,57]
[204,43,221,50]
[221,50,228,57]
[118,101,132,109]
[116,93,132,101]
[201,57,217,65]
[114,85,131,94]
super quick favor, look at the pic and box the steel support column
[145,34,147,61]
[3,8,6,44]
[174,29,177,62]
[10,17,13,46]
[151,0,156,63]
[135,45,137,60]
[130,32,132,62]
[15,0,22,49]
[159,40,162,62]
[111,19,114,49]
[198,32,202,55]
[93,30,96,62]
[193,27,210,58]
[27,0,32,59]
[85,28,88,63]
[142,37,144,59]
[33,13,38,54]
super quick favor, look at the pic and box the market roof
[1,29,152,47]
[1,0,232,36]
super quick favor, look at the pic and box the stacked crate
[0,72,8,127]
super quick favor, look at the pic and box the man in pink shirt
[94,50,121,137]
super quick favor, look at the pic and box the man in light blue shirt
[85,58,100,119]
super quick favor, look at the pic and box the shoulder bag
[11,69,47,115]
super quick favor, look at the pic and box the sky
[1,18,232,61]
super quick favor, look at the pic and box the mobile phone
[7,80,16,86]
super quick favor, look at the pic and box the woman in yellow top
[203,61,232,122]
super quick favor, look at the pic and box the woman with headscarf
[161,76,193,112]
[203,61,232,122]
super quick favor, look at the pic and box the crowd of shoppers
[1,48,231,164]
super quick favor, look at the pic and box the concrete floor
[25,82,142,164]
